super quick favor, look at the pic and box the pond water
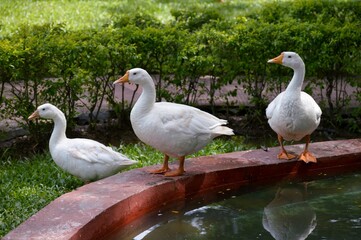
[131,172,361,240]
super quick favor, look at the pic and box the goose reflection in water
[134,205,240,240]
[263,186,317,240]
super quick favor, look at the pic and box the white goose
[28,103,137,182]
[266,52,322,163]
[114,68,234,177]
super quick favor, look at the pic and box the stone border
[4,139,361,240]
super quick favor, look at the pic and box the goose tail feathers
[120,158,138,166]
[211,125,235,136]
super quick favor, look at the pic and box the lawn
[0,0,261,37]
[0,153,83,236]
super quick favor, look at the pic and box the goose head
[268,51,304,69]
[113,68,150,85]
[28,103,58,120]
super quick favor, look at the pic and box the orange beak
[267,52,284,64]
[28,110,40,120]
[113,71,129,84]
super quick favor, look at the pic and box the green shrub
[171,6,224,32]
[0,0,360,140]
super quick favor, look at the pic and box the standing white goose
[28,103,137,182]
[114,68,234,177]
[266,52,322,163]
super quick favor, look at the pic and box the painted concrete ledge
[4,139,361,240]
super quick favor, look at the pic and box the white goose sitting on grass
[266,52,322,163]
[28,103,137,182]
[114,68,234,177]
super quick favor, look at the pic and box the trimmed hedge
[0,0,360,138]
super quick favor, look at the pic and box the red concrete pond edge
[4,138,361,240]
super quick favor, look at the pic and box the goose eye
[42,108,46,111]
[288,56,292,58]
[133,72,137,75]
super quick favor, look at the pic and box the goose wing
[65,139,136,166]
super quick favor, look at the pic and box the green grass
[0,136,253,237]
[0,0,129,36]
[0,0,261,37]
[0,152,83,237]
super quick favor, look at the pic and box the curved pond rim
[4,138,361,240]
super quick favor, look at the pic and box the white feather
[29,103,137,181]
[124,68,234,158]
[266,52,322,141]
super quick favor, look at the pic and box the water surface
[133,172,361,240]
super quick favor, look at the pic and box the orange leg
[149,154,171,174]
[277,134,296,160]
[299,135,317,163]
[165,156,185,177]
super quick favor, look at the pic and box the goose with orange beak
[114,68,234,177]
[266,52,322,163]
[28,103,137,182]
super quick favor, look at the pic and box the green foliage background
[0,0,360,135]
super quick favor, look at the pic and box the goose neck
[133,79,156,115]
[285,62,305,94]
[49,112,67,147]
